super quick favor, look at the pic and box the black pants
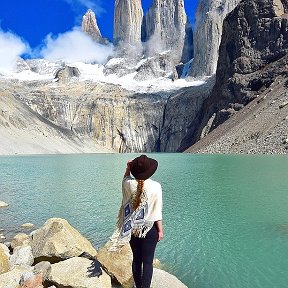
[129,224,158,288]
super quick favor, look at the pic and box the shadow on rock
[87,260,103,278]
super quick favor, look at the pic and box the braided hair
[132,179,145,211]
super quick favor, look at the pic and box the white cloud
[40,27,113,64]
[0,30,30,72]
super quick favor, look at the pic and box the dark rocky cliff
[181,0,288,151]
[189,0,241,77]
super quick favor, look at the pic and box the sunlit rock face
[4,72,212,153]
[189,0,241,78]
[82,9,103,43]
[142,0,193,64]
[113,0,143,53]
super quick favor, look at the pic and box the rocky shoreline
[0,217,187,288]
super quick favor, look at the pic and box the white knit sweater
[122,176,163,222]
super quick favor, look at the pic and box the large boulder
[54,66,80,83]
[30,218,97,261]
[47,257,111,288]
[152,268,188,288]
[97,241,133,288]
[0,243,10,275]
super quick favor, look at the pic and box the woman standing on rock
[112,154,163,288]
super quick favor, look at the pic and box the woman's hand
[158,231,163,242]
[127,160,132,168]
[155,220,163,242]
[124,160,132,178]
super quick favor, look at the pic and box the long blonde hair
[132,179,145,211]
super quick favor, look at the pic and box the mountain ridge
[1,0,287,155]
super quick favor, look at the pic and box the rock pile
[0,218,187,288]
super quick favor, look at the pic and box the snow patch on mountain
[0,59,206,93]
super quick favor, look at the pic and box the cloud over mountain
[0,29,30,72]
[40,27,113,63]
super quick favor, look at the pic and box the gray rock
[134,53,177,81]
[143,0,193,64]
[114,0,143,53]
[47,257,111,288]
[189,0,241,77]
[33,261,51,279]
[97,241,133,287]
[9,245,34,267]
[152,268,187,288]
[104,53,178,81]
[54,66,80,83]
[82,9,103,43]
[30,218,97,260]
[104,57,136,77]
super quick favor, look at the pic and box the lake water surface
[0,154,288,288]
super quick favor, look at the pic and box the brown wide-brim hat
[130,155,158,180]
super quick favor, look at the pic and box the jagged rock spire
[142,0,193,64]
[189,0,241,78]
[82,9,102,42]
[113,0,143,47]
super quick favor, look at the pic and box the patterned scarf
[109,189,154,252]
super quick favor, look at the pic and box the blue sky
[0,0,198,48]
[0,0,199,70]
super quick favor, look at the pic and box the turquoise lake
[0,154,288,287]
